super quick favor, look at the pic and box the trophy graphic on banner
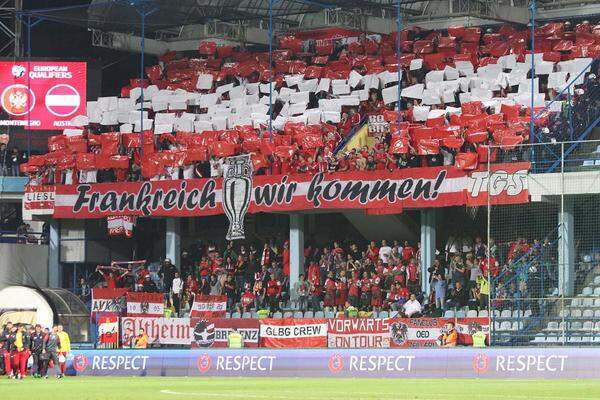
[222,154,253,240]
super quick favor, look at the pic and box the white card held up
[288,102,307,116]
[348,70,363,88]
[425,70,444,84]
[154,123,173,135]
[318,78,331,93]
[194,120,213,133]
[428,109,447,119]
[443,89,456,104]
[298,79,319,93]
[285,74,304,87]
[70,115,89,127]
[422,89,442,105]
[352,89,369,101]
[321,111,341,123]
[338,95,361,106]
[155,113,177,125]
[211,116,227,130]
[382,85,400,104]
[305,109,321,124]
[133,119,153,132]
[363,74,379,90]
[401,83,424,99]
[290,91,310,104]
[498,54,517,70]
[196,74,213,90]
[412,106,430,122]
[332,83,351,95]
[444,66,459,80]
[119,124,133,133]
[246,82,260,95]
[174,118,194,132]
[63,128,84,136]
[410,59,423,71]
[548,71,568,89]
[535,61,555,75]
[216,83,234,96]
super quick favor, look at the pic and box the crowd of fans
[19,20,600,185]
[0,143,24,177]
[87,234,569,319]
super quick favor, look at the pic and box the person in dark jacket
[30,325,45,378]
[0,321,14,375]
[40,326,62,379]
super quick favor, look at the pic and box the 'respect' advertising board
[0,61,86,130]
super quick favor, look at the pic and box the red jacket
[266,279,281,297]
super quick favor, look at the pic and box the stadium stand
[18,20,600,184]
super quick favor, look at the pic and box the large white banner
[120,317,192,345]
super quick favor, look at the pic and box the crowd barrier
[66,347,600,379]
[113,317,489,349]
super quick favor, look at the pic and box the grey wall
[0,243,49,290]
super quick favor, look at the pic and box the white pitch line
[159,389,600,400]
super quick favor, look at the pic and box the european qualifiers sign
[47,163,529,219]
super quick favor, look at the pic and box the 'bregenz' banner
[259,318,328,348]
[120,317,261,347]
[48,163,529,219]
[0,61,86,130]
[125,292,164,317]
[91,288,127,315]
[66,348,600,378]
[191,318,260,348]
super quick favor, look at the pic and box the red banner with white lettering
[190,318,260,348]
[190,295,227,318]
[0,61,86,130]
[47,163,529,219]
[107,215,137,238]
[91,288,127,315]
[22,185,55,220]
[327,318,392,348]
[126,292,164,317]
[259,318,328,348]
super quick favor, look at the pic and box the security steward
[227,328,244,348]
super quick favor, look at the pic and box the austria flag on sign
[45,84,80,117]
[190,295,227,318]
[126,292,164,317]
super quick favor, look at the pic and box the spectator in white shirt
[402,294,422,317]
[379,240,392,265]
[171,272,184,317]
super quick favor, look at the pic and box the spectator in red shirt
[265,273,282,313]
[97,267,128,289]
[402,241,415,261]
[323,272,337,312]
[406,259,420,294]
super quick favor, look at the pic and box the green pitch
[1,377,598,399]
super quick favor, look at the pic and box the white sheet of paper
[401,83,424,99]
[351,89,369,101]
[535,61,555,75]
[459,92,472,104]
[428,109,447,119]
[246,82,260,95]
[70,115,89,126]
[133,119,153,132]
[285,74,304,87]
[155,113,176,125]
[548,71,569,89]
[212,116,227,130]
[337,95,361,106]
[425,70,445,84]
[298,79,318,93]
[174,118,194,132]
[63,128,84,136]
[290,91,310,104]
[216,83,234,96]
[363,74,379,90]
[348,70,363,88]
[321,111,341,123]
[288,102,308,116]
[422,89,442,105]
[332,83,350,95]
[498,54,517,70]
[154,123,173,134]
[444,66,459,80]
[196,74,213,90]
[413,106,430,122]
[443,89,456,103]
[410,59,423,71]
[382,85,400,104]
[119,124,133,133]
[471,88,493,101]
[318,78,331,93]
[305,109,321,124]
[194,120,213,133]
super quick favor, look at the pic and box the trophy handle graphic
[222,155,253,240]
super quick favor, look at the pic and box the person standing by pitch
[57,325,71,376]
[40,326,62,379]
[30,325,45,378]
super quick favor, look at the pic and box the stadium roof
[22,0,427,35]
